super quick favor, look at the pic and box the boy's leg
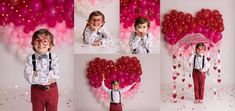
[46,85,59,111]
[31,86,45,111]
[192,70,199,100]
[199,73,206,100]
[110,103,122,111]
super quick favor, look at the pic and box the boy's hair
[195,42,206,50]
[87,11,105,23]
[83,11,105,43]
[111,80,120,85]
[134,17,150,29]
[31,29,54,51]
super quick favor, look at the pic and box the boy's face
[89,16,104,28]
[196,46,205,54]
[112,83,119,90]
[135,22,148,34]
[33,35,52,54]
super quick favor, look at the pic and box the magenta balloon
[20,7,30,17]
[29,0,43,12]
[45,7,58,17]
[0,4,8,13]
[13,18,23,26]
[129,3,137,12]
[65,0,74,11]
[57,0,66,4]
[44,0,56,5]
[138,0,148,8]
[47,18,57,27]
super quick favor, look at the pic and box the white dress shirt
[189,54,210,73]
[83,26,113,46]
[24,52,60,85]
[101,80,134,103]
[129,32,153,54]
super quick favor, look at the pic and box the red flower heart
[162,9,224,45]
[86,56,142,89]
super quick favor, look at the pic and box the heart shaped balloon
[86,56,142,107]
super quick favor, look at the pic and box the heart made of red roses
[162,9,224,45]
[86,56,142,105]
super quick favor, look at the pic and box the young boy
[24,29,60,111]
[189,43,209,104]
[101,77,135,111]
[129,17,153,54]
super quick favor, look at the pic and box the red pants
[31,84,58,111]
[192,69,206,100]
[110,103,122,111]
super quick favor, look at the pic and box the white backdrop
[74,54,160,111]
[160,0,235,86]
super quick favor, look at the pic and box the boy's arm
[120,82,136,93]
[129,32,141,51]
[24,55,49,85]
[48,54,60,81]
[101,80,111,93]
[143,33,153,53]
[100,28,113,46]
[84,26,97,45]
[201,56,210,73]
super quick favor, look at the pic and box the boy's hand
[90,24,100,32]
[33,71,38,77]
[48,79,56,84]
[92,41,101,46]
[102,74,105,80]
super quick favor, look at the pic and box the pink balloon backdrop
[120,0,160,40]
[86,56,142,107]
[161,9,224,103]
[0,0,74,61]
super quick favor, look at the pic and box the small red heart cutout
[180,96,184,99]
[173,65,177,69]
[172,76,177,80]
[182,78,185,82]
[172,93,177,99]
[213,66,217,70]
[217,69,221,73]
[207,57,211,61]
[217,79,221,83]
[188,83,192,88]
[178,64,181,68]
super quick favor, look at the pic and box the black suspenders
[111,90,121,103]
[193,55,205,69]
[32,53,52,71]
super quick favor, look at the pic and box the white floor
[161,83,235,111]
[0,89,74,111]
[74,36,120,54]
